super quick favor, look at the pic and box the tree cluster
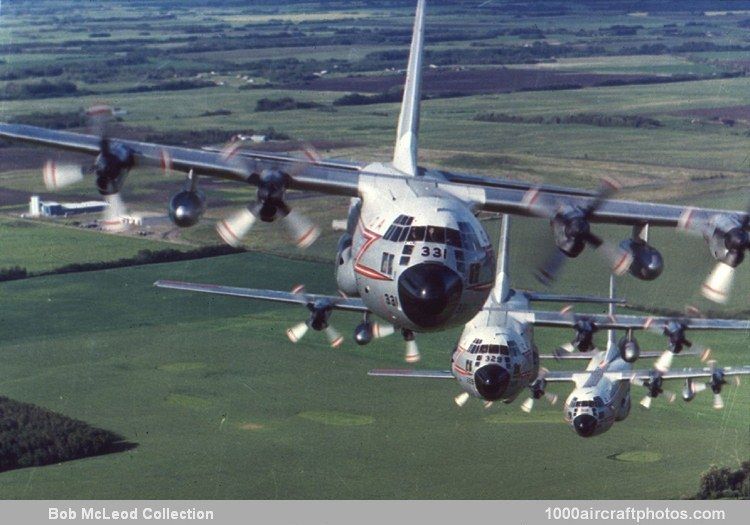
[255,97,322,112]
[695,462,750,499]
[0,396,133,472]
[474,112,662,129]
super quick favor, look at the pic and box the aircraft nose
[573,414,598,438]
[398,263,463,328]
[474,364,510,401]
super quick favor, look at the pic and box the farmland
[0,0,749,500]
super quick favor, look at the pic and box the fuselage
[337,166,495,333]
[451,289,540,402]
[562,353,633,437]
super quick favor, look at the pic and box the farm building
[29,196,107,217]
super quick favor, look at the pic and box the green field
[1,0,750,500]
[0,217,193,273]
[0,215,748,499]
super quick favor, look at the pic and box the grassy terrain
[0,217,192,273]
[0,217,748,499]
[1,0,750,500]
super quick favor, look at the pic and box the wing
[0,123,361,196]
[153,279,368,313]
[2,122,746,227]
[478,184,743,227]
[539,371,581,383]
[608,365,750,383]
[367,369,453,379]
[520,310,750,331]
[538,349,702,360]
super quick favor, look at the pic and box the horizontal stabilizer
[368,369,453,379]
[523,291,626,305]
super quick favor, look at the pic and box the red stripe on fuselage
[353,220,393,281]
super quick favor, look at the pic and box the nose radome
[573,414,598,438]
[398,263,462,328]
[474,364,510,401]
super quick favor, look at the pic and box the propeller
[454,392,470,407]
[216,140,321,249]
[643,316,712,373]
[523,178,633,285]
[521,368,558,413]
[41,104,134,230]
[353,318,396,346]
[554,308,599,355]
[639,372,676,409]
[678,207,750,304]
[705,360,729,410]
[284,285,343,348]
[402,328,420,363]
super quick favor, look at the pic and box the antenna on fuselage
[492,214,511,304]
[392,0,425,177]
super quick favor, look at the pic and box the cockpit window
[457,222,478,250]
[425,226,445,243]
[446,228,461,247]
[408,226,426,242]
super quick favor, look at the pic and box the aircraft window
[399,256,410,266]
[479,254,495,282]
[479,344,489,353]
[408,226,426,241]
[488,345,500,354]
[380,253,394,275]
[395,215,407,225]
[455,249,464,261]
[469,263,480,284]
[458,222,480,251]
[425,226,445,243]
[404,216,414,226]
[500,345,509,356]
[402,244,414,255]
[397,227,410,242]
[384,225,396,241]
[446,228,462,247]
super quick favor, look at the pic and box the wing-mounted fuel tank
[335,198,361,295]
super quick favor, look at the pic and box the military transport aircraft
[154,211,749,381]
[1,0,750,313]
[367,216,750,437]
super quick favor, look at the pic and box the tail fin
[392,0,425,177]
[605,274,618,360]
[493,214,511,304]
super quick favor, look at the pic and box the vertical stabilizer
[392,0,425,177]
[605,274,618,360]
[493,214,511,304]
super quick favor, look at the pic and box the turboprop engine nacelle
[169,189,206,227]
[620,238,663,281]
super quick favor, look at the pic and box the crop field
[1,0,750,500]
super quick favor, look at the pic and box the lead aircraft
[368,215,750,438]
[1,0,750,336]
